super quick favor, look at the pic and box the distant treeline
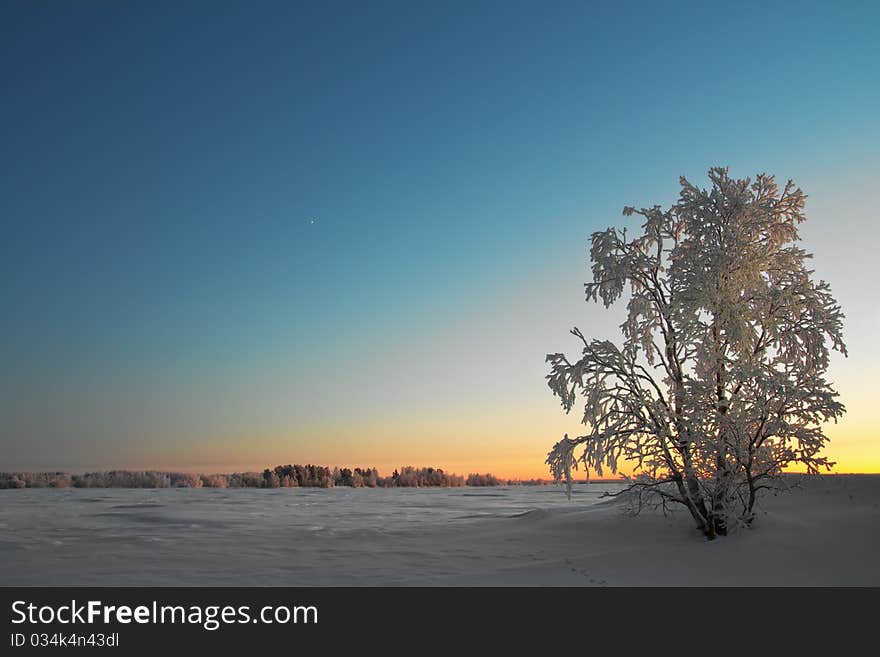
[0,467,552,489]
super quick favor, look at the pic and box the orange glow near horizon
[51,407,880,481]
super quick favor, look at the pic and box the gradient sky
[2,1,879,478]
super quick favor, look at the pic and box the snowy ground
[1,475,877,586]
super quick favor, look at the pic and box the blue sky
[2,1,879,475]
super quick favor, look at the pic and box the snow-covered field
[1,475,877,586]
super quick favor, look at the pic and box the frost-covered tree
[546,168,846,538]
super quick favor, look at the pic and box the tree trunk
[671,474,712,538]
[674,455,713,538]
